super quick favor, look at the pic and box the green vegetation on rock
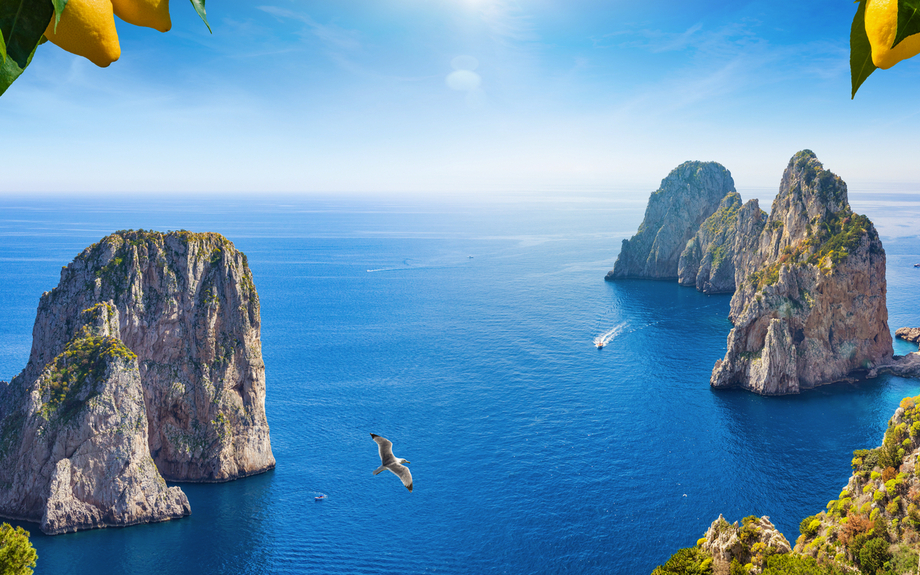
[41,330,136,419]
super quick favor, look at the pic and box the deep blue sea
[2,191,920,574]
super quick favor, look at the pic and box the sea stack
[606,161,736,281]
[711,151,892,394]
[0,230,275,534]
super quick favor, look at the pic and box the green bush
[857,537,890,574]
[651,547,713,575]
[761,553,844,574]
[0,523,37,575]
[800,515,821,538]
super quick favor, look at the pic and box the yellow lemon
[111,0,171,33]
[44,0,120,68]
[865,0,920,69]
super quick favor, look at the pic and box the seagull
[370,433,413,492]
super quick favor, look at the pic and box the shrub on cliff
[760,554,843,574]
[0,523,37,575]
[651,547,713,575]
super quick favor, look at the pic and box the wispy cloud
[257,6,362,52]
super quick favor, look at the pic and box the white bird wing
[388,463,413,492]
[371,433,395,466]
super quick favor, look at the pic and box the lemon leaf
[0,25,6,64]
[851,0,877,98]
[0,0,55,69]
[50,0,67,33]
[189,0,211,33]
[0,37,35,96]
[894,0,920,48]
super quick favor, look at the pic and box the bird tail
[373,465,387,476]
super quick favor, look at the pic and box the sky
[2,0,920,196]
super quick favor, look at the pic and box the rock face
[701,515,790,572]
[26,230,275,481]
[0,305,190,534]
[896,327,920,343]
[606,161,736,281]
[677,191,753,294]
[711,151,892,395]
[0,230,274,534]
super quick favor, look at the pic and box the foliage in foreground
[0,523,37,575]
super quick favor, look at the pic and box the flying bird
[370,433,413,492]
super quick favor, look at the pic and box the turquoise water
[1,193,920,574]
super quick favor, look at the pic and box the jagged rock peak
[711,151,891,395]
[606,161,736,281]
[700,515,791,573]
[677,191,744,294]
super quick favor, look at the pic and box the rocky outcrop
[606,161,736,281]
[896,328,920,343]
[711,151,891,395]
[0,306,190,534]
[677,191,750,294]
[25,230,274,481]
[0,230,274,534]
[700,515,790,573]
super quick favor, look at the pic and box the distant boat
[596,341,605,349]
[914,264,919,268]
[315,494,327,501]
[469,255,474,259]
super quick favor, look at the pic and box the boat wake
[594,323,626,349]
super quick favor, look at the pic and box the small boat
[315,494,327,501]
[596,341,605,349]
[914,264,920,268]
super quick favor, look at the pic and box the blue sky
[2,0,920,195]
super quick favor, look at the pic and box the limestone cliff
[25,230,275,481]
[677,191,759,294]
[0,305,189,534]
[711,151,891,395]
[0,230,274,534]
[606,161,736,281]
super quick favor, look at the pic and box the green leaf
[894,0,920,48]
[0,38,35,96]
[189,0,211,33]
[0,23,6,64]
[851,0,877,98]
[50,0,67,33]
[0,0,55,69]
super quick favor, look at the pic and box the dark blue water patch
[0,196,919,574]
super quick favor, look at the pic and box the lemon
[44,0,120,68]
[111,0,171,33]
[865,0,920,69]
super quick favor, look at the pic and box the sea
[2,190,920,575]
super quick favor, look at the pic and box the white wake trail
[594,322,626,348]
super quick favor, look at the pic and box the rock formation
[896,327,920,343]
[710,151,891,395]
[0,305,190,534]
[700,515,790,573]
[606,161,736,281]
[0,230,274,534]
[677,191,757,294]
